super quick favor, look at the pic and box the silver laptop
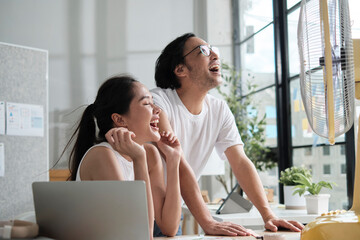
[32,181,150,240]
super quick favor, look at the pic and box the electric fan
[298,0,360,239]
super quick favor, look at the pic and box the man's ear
[174,64,187,78]
[111,113,127,127]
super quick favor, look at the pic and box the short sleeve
[150,88,172,121]
[214,101,243,160]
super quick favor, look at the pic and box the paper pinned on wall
[0,102,5,135]
[6,102,44,137]
[0,142,4,177]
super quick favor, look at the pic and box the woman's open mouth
[150,119,159,131]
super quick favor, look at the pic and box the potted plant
[215,63,277,197]
[279,166,312,209]
[292,173,335,214]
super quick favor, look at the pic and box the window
[235,0,355,209]
[341,164,346,174]
[323,146,330,156]
[236,0,278,203]
[323,164,331,175]
[304,147,312,156]
[341,145,345,155]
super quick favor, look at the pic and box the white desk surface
[155,231,300,239]
[183,203,319,228]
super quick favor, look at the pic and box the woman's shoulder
[79,142,120,180]
[84,142,117,162]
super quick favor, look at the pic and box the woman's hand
[105,127,145,160]
[157,131,181,162]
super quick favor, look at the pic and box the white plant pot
[305,194,330,214]
[284,185,306,209]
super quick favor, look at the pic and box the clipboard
[216,183,253,214]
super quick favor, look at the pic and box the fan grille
[298,0,355,142]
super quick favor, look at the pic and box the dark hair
[155,33,195,89]
[65,75,137,180]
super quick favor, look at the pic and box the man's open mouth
[209,64,220,73]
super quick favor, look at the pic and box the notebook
[32,181,150,240]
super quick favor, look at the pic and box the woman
[64,75,182,238]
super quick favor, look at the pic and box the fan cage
[298,0,355,140]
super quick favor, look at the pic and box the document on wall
[0,143,4,177]
[0,102,5,135]
[6,102,44,137]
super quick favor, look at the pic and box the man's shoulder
[205,93,228,109]
[151,87,173,99]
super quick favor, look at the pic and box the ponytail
[68,104,97,180]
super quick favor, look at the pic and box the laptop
[216,183,253,214]
[32,181,150,240]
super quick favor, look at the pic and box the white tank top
[75,142,134,181]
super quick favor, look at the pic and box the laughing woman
[63,75,182,238]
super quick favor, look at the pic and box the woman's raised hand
[157,131,181,162]
[105,127,145,160]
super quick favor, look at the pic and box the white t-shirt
[76,142,134,181]
[151,87,243,179]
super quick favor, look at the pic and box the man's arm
[225,144,304,232]
[157,111,253,236]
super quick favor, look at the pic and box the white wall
[0,0,233,206]
[0,0,198,167]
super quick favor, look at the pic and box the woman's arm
[105,128,155,239]
[145,132,181,237]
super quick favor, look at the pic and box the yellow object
[301,210,360,240]
[300,4,360,240]
[320,0,335,145]
[301,91,360,240]
[294,100,300,112]
[354,39,360,100]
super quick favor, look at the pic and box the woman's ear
[174,64,187,78]
[111,113,127,127]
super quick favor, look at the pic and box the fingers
[265,219,303,232]
[288,220,304,230]
[105,127,136,148]
[206,221,255,236]
[160,131,178,144]
[105,128,115,144]
[265,220,278,232]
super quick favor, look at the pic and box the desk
[182,204,319,233]
[213,204,319,229]
[155,231,300,239]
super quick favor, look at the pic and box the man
[151,33,304,236]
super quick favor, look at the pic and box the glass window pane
[290,78,345,146]
[239,0,274,41]
[287,0,300,10]
[349,0,360,38]
[249,88,278,203]
[240,24,275,95]
[287,7,300,77]
[248,87,278,147]
[293,145,348,210]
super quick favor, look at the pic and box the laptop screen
[32,181,150,240]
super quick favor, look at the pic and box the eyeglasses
[183,45,220,58]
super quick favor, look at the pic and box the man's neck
[176,87,207,115]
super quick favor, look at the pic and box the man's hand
[264,217,304,232]
[202,220,257,236]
